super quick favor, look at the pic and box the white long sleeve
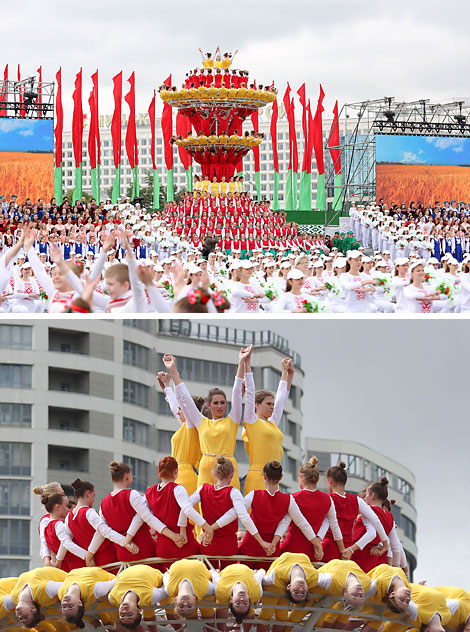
[55,521,88,561]
[275,497,316,540]
[173,484,206,528]
[94,579,116,600]
[271,379,288,426]
[230,488,258,535]
[175,382,203,427]
[84,508,127,552]
[0,254,12,295]
[164,386,182,420]
[317,499,342,541]
[26,246,54,297]
[228,376,244,424]
[353,498,388,550]
[388,521,403,553]
[99,504,143,538]
[243,372,256,424]
[39,515,52,561]
[129,489,167,534]
[89,249,107,282]
[145,285,172,313]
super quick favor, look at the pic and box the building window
[0,480,30,515]
[123,341,150,370]
[123,456,149,492]
[0,404,31,427]
[371,464,389,482]
[0,559,28,577]
[158,429,173,453]
[287,456,297,478]
[158,392,173,415]
[287,419,297,442]
[158,354,236,387]
[0,519,30,554]
[0,365,32,388]
[331,453,361,477]
[401,515,416,542]
[123,379,149,409]
[396,477,413,504]
[0,326,32,349]
[123,418,149,446]
[0,443,31,475]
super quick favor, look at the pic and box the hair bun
[216,455,225,465]
[390,498,396,505]
[338,461,346,469]
[271,461,281,470]
[33,486,43,495]
[40,495,48,505]
[71,478,82,490]
[109,461,119,471]
[380,476,389,486]
[309,456,319,467]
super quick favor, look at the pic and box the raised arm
[243,347,256,424]
[270,358,290,426]
[168,354,203,427]
[228,345,252,424]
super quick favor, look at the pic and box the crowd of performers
[1,350,468,630]
[350,202,470,262]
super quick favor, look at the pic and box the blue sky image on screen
[376,134,470,166]
[0,119,53,152]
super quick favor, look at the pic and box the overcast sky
[204,318,469,588]
[2,0,468,126]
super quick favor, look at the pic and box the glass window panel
[123,456,149,492]
[0,443,31,475]
[123,379,149,409]
[0,519,30,554]
[0,365,32,388]
[123,418,149,446]
[0,404,31,426]
[0,326,32,349]
[123,341,150,371]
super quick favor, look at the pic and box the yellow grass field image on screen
[0,119,53,202]
[376,134,470,205]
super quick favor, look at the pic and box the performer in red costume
[144,456,213,570]
[280,457,345,562]
[321,462,389,563]
[100,461,185,562]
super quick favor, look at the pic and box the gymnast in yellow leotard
[164,348,251,490]
[157,371,202,496]
[243,351,294,494]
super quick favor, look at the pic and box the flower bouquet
[324,280,342,297]
[161,280,174,299]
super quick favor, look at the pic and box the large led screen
[0,119,54,202]
[376,134,470,204]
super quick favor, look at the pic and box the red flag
[72,69,83,168]
[297,83,308,173]
[250,110,260,172]
[306,101,314,174]
[176,112,192,170]
[291,98,298,174]
[37,66,42,118]
[161,74,173,171]
[283,84,293,170]
[328,100,341,175]
[88,71,100,170]
[270,99,279,173]
[111,72,122,169]
[149,90,156,170]
[0,65,8,117]
[54,68,63,168]
[17,64,25,118]
[312,84,325,175]
[124,72,138,169]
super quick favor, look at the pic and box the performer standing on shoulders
[165,348,251,490]
[243,350,293,495]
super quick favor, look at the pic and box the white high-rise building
[0,319,304,575]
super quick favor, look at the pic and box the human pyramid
[1,349,466,630]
